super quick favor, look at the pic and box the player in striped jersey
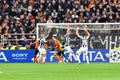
[37,34,48,64]
[62,26,77,62]
[76,26,90,64]
[37,28,51,64]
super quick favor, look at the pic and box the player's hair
[83,31,88,36]
[52,34,57,38]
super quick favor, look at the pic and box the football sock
[58,56,64,63]
[68,53,72,61]
[76,54,81,63]
[55,54,64,63]
[85,55,89,64]
[42,56,46,63]
[55,54,61,61]
[62,53,67,60]
[37,56,40,63]
[34,56,38,63]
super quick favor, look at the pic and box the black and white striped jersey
[65,35,70,46]
[39,35,48,48]
[78,35,90,47]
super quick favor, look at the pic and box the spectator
[0,0,119,46]
[21,36,29,46]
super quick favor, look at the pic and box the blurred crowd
[0,0,119,49]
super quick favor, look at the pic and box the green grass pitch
[0,63,120,80]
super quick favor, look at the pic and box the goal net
[36,23,120,49]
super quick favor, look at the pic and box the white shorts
[64,46,73,53]
[76,47,88,55]
[38,47,46,54]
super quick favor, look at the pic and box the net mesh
[36,23,120,49]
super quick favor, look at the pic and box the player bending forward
[76,26,90,64]
[51,35,64,63]
[62,26,77,62]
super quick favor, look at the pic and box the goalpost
[36,23,120,49]
[36,23,120,63]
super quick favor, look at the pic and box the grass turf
[0,63,120,80]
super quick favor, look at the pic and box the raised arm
[66,25,71,35]
[84,27,90,36]
[48,27,52,34]
[76,27,81,38]
[45,27,52,38]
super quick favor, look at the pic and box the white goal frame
[36,23,120,40]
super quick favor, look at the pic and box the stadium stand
[0,0,119,49]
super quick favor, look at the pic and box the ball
[110,51,120,61]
